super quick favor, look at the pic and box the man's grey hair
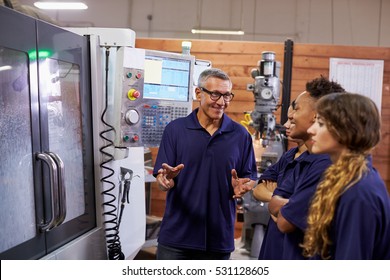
[198,68,232,88]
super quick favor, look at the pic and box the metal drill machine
[238,51,285,258]
[248,51,281,145]
[248,51,284,172]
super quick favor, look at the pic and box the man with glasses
[153,68,258,260]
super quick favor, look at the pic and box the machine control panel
[141,104,189,146]
[112,48,194,147]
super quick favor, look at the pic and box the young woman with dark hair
[303,92,390,259]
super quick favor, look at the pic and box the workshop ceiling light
[34,2,88,10]
[0,65,12,72]
[191,28,244,35]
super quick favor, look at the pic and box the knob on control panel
[125,109,140,125]
[127,89,140,100]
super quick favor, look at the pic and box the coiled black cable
[99,47,124,260]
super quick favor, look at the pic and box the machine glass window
[0,47,36,253]
[45,59,85,221]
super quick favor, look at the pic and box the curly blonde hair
[301,93,381,259]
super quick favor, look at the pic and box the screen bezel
[143,49,195,102]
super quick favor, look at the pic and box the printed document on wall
[329,58,384,112]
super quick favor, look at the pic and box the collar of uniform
[297,151,372,166]
[295,150,331,163]
[185,108,235,133]
[365,154,373,168]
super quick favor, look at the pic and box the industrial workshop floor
[134,238,255,260]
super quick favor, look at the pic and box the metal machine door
[0,6,96,259]
[0,6,44,260]
[35,20,96,255]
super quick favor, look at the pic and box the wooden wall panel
[292,44,390,187]
[136,38,390,238]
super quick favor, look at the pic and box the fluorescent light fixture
[0,65,12,72]
[34,2,88,10]
[191,28,244,35]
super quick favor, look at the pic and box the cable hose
[99,47,124,260]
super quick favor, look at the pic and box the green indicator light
[38,50,52,59]
[28,49,53,60]
[28,50,37,60]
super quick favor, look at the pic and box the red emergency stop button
[127,89,140,100]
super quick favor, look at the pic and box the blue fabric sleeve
[153,122,176,177]
[259,159,282,182]
[280,156,331,231]
[259,147,297,182]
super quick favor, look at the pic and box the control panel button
[132,90,140,98]
[125,109,140,124]
[123,134,139,143]
[127,89,140,100]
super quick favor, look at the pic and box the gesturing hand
[156,163,184,191]
[231,169,253,198]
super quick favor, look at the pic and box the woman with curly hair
[303,92,390,259]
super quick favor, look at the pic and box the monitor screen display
[143,53,191,102]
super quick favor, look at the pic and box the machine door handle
[48,152,66,226]
[36,152,59,232]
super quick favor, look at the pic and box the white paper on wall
[329,58,384,112]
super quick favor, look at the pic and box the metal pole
[281,39,294,125]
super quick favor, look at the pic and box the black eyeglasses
[200,87,234,102]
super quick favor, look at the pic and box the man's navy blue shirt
[153,109,257,253]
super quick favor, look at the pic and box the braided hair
[301,92,381,259]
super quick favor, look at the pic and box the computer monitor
[113,48,195,147]
[143,50,193,102]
